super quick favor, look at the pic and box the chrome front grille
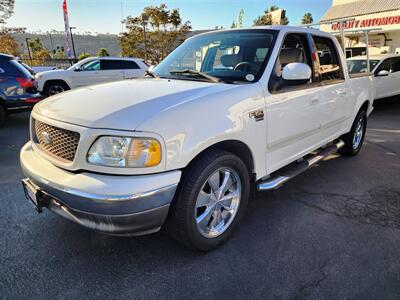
[33,119,80,162]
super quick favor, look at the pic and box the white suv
[35,57,148,96]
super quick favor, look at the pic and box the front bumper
[20,142,181,236]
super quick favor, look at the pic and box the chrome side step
[257,140,345,191]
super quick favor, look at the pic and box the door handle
[310,98,319,105]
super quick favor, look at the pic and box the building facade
[321,0,400,56]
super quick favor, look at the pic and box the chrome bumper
[20,142,181,236]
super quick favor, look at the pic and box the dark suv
[0,54,42,126]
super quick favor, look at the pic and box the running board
[257,140,345,191]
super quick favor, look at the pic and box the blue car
[0,54,42,126]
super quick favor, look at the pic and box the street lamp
[141,15,149,63]
[69,26,77,61]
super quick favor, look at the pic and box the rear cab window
[101,60,140,70]
[312,35,344,83]
[0,59,32,78]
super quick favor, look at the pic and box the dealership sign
[331,15,400,30]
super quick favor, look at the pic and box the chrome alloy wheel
[48,85,65,95]
[352,116,365,150]
[195,167,242,238]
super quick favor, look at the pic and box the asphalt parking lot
[1,98,399,299]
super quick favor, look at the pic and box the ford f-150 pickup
[20,26,374,251]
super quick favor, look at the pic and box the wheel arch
[184,139,256,181]
[43,79,70,91]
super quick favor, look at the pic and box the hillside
[13,32,121,56]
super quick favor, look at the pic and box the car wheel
[167,150,250,251]
[44,81,70,97]
[339,109,367,156]
[0,105,6,127]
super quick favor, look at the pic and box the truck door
[266,33,322,173]
[120,60,146,79]
[98,60,125,83]
[72,59,102,87]
[312,35,350,138]
[374,57,400,99]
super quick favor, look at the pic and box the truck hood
[33,78,237,131]
[37,69,67,77]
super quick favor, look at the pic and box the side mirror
[74,66,82,72]
[377,70,390,77]
[282,62,312,81]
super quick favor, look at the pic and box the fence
[20,58,78,70]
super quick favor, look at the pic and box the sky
[6,0,333,34]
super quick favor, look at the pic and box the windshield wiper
[169,69,222,83]
[144,69,159,78]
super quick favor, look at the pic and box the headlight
[35,74,43,80]
[87,136,161,168]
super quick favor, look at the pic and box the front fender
[136,83,268,180]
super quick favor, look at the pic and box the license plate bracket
[22,179,46,213]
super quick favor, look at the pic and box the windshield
[347,59,380,74]
[154,29,277,83]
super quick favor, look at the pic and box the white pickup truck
[21,26,373,251]
[35,56,148,96]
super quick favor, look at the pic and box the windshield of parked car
[153,29,277,83]
[347,59,380,74]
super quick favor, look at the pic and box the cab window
[81,60,100,71]
[376,58,400,74]
[312,36,344,83]
[269,33,313,93]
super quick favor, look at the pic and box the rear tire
[167,150,250,251]
[0,105,6,127]
[43,81,70,97]
[339,109,367,156]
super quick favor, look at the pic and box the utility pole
[48,33,55,57]
[141,15,149,63]
[25,38,32,64]
[69,26,77,60]
[120,1,124,33]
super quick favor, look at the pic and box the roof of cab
[190,25,333,39]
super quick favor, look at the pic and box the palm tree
[169,8,181,31]
[301,13,314,25]
[253,5,289,26]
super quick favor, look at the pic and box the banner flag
[62,0,74,59]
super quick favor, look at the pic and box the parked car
[347,54,400,100]
[0,54,42,127]
[21,26,373,251]
[35,57,148,96]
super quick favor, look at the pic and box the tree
[28,38,44,52]
[0,33,19,55]
[97,48,109,57]
[169,8,181,31]
[254,5,289,26]
[231,21,237,28]
[119,3,191,64]
[78,52,91,61]
[301,13,314,25]
[0,0,15,24]
[54,49,66,59]
[0,1,24,56]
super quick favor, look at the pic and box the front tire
[43,81,70,97]
[339,109,367,156]
[167,150,250,251]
